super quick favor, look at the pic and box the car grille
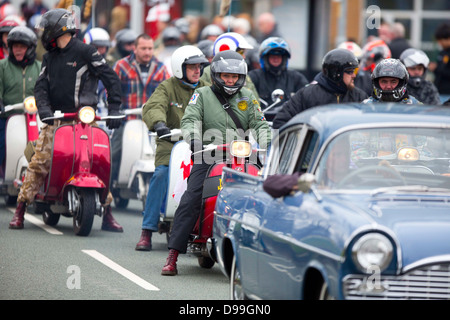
[343,263,450,300]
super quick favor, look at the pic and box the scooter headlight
[230,140,252,158]
[79,107,96,124]
[24,96,37,114]
[397,147,419,162]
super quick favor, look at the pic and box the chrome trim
[215,213,342,262]
[343,261,450,300]
[403,255,450,274]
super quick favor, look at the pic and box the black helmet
[114,28,137,57]
[36,9,77,51]
[7,26,37,65]
[371,58,409,102]
[322,48,359,87]
[210,50,247,98]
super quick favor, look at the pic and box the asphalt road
[0,198,229,300]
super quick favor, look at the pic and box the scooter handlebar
[158,128,182,140]
[3,102,25,113]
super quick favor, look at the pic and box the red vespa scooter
[162,137,262,268]
[35,106,123,236]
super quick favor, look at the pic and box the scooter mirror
[271,89,285,102]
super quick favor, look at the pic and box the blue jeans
[141,165,169,231]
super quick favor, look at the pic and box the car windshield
[315,127,450,191]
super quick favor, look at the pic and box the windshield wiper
[371,185,450,196]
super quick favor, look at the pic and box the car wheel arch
[303,262,334,300]
[222,237,236,278]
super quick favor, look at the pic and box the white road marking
[82,249,160,291]
[7,208,63,235]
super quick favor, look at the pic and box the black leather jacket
[272,72,368,129]
[35,37,122,117]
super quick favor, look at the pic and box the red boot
[161,249,179,276]
[9,202,26,229]
[135,229,152,251]
[101,206,123,232]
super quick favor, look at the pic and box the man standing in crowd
[111,33,170,200]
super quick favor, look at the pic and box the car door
[257,126,320,299]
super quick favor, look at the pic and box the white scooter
[0,96,40,205]
[110,108,156,210]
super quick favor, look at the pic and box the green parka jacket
[181,86,271,149]
[142,76,208,167]
[0,59,42,118]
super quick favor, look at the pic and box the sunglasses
[344,68,359,75]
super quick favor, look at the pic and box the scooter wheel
[198,256,215,269]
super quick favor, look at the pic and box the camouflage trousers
[18,120,113,206]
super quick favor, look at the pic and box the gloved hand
[190,139,203,153]
[106,109,122,130]
[154,121,170,137]
[39,110,54,125]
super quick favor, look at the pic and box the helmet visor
[211,56,247,75]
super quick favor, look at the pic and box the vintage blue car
[213,103,450,300]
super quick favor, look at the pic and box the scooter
[33,107,124,236]
[160,132,262,268]
[0,96,40,205]
[110,108,156,210]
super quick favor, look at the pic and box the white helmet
[171,45,209,81]
[399,48,430,69]
[212,32,253,56]
[84,27,111,48]
[337,41,363,60]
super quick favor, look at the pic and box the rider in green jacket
[161,50,271,276]
[136,45,209,251]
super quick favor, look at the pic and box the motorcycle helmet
[322,48,359,88]
[259,37,291,75]
[197,39,214,62]
[337,41,363,62]
[83,27,111,48]
[0,18,20,47]
[114,28,137,57]
[210,50,247,98]
[171,45,208,82]
[36,9,77,51]
[371,58,409,102]
[7,26,37,66]
[360,39,391,72]
[200,24,223,40]
[399,48,430,88]
[162,26,181,46]
[212,32,253,56]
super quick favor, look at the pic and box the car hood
[333,193,450,269]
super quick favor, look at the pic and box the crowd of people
[1,1,450,276]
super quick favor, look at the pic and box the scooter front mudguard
[65,172,106,188]
[45,123,111,202]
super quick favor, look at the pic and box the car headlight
[351,233,393,273]
[79,106,96,124]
